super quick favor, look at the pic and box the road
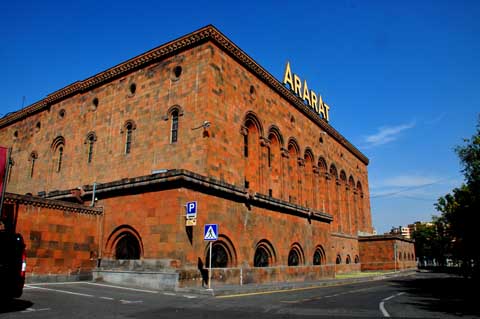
[0,272,478,318]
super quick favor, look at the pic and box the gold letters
[282,61,331,122]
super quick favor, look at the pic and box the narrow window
[86,133,96,163]
[243,134,248,157]
[125,123,133,154]
[29,152,37,178]
[57,147,63,172]
[171,110,179,143]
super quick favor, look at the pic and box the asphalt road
[0,272,478,318]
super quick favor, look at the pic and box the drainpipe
[91,182,97,207]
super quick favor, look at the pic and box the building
[0,25,414,288]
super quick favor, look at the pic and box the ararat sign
[282,62,331,122]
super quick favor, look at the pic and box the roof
[0,25,369,165]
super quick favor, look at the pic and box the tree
[436,116,480,277]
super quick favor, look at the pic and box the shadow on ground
[0,299,33,313]
[391,271,479,317]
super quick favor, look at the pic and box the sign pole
[208,241,212,289]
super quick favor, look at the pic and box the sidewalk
[176,270,417,297]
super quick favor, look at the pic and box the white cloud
[363,121,415,147]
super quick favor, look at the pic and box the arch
[51,136,65,173]
[165,104,184,117]
[356,181,363,194]
[51,136,65,151]
[267,127,283,198]
[339,170,347,184]
[205,234,237,268]
[329,164,338,180]
[317,157,327,173]
[335,254,342,264]
[346,255,351,264]
[354,255,360,264]
[288,242,305,266]
[243,111,264,137]
[267,125,284,147]
[253,239,276,267]
[304,148,315,207]
[105,225,144,260]
[122,119,137,131]
[348,175,355,188]
[115,233,141,260]
[287,137,301,156]
[313,245,326,265]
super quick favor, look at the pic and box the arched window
[115,232,141,260]
[313,246,326,265]
[254,246,270,267]
[288,243,304,266]
[253,240,275,267]
[29,151,38,178]
[57,146,64,172]
[51,136,65,173]
[171,110,179,143]
[346,255,351,264]
[206,243,229,268]
[85,132,97,163]
[122,120,136,154]
[336,254,342,264]
[354,255,360,264]
[125,124,133,154]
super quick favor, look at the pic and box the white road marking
[99,296,114,300]
[182,295,197,299]
[379,292,405,317]
[163,292,176,296]
[120,300,144,304]
[21,307,51,313]
[25,285,95,298]
[85,282,159,294]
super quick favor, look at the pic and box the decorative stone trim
[0,25,368,165]
[44,169,332,223]
[4,193,103,215]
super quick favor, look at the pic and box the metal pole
[208,241,212,289]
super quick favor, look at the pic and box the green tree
[436,116,480,277]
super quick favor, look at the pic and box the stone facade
[359,235,416,271]
[0,25,407,286]
[3,193,102,282]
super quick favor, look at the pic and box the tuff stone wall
[0,26,376,283]
[359,235,416,271]
[4,193,102,282]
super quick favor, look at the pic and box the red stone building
[0,25,414,287]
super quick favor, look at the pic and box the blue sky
[1,0,478,233]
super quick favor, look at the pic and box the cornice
[45,169,333,223]
[0,25,368,165]
[4,192,103,215]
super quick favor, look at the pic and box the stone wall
[359,235,416,271]
[3,193,102,282]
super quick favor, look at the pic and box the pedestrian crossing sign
[204,224,218,241]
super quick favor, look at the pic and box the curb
[176,270,417,297]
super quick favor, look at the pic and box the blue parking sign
[186,201,197,217]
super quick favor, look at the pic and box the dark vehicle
[0,230,26,299]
